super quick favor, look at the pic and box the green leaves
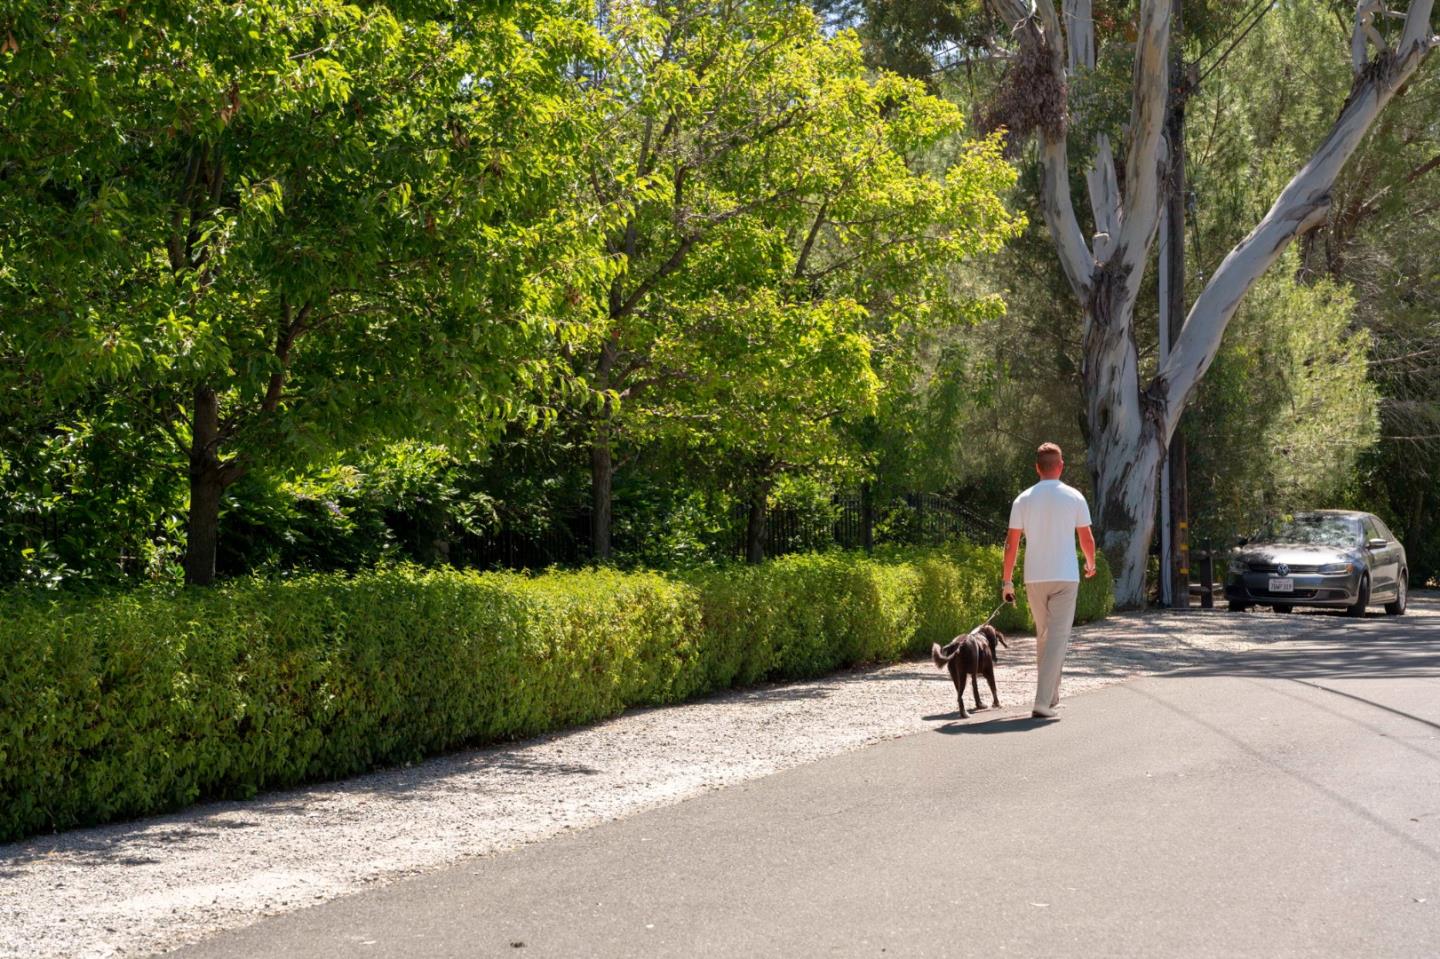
[1185,254,1378,544]
[572,0,1023,504]
[2,0,620,575]
[0,0,1027,583]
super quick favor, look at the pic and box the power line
[1198,1,1276,84]
[1193,0,1269,67]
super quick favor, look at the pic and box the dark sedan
[1224,510,1408,616]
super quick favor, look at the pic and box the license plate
[1268,577,1295,593]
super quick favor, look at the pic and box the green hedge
[0,547,1111,841]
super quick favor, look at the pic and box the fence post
[860,482,875,553]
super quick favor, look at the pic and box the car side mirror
[1367,538,1387,550]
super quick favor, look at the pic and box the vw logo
[1277,563,1290,577]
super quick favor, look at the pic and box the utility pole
[1159,0,1192,608]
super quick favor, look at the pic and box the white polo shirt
[1008,479,1092,583]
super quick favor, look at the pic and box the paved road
[169,602,1440,958]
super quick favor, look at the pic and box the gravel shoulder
[3,599,1431,959]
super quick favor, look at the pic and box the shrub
[0,547,1112,841]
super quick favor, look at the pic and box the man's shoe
[1031,706,1060,720]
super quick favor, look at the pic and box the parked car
[1224,510,1408,616]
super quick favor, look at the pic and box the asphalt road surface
[168,600,1440,958]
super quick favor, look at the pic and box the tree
[979,0,1437,605]
[647,292,879,562]
[1183,261,1378,548]
[0,0,608,583]
[576,0,1021,559]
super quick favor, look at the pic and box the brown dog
[931,624,1008,718]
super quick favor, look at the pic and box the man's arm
[1001,528,1022,601]
[1077,525,1097,579]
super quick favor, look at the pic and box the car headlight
[1318,562,1354,575]
[1228,559,1247,575]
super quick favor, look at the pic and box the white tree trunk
[985,0,1437,608]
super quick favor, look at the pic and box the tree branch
[1109,0,1170,313]
[1353,0,1390,75]
[1037,136,1096,296]
[611,234,698,321]
[793,196,831,281]
[994,2,1095,297]
[1158,0,1437,441]
[1059,0,1123,261]
[1354,148,1440,219]
[261,299,311,415]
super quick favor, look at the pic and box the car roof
[1289,510,1367,520]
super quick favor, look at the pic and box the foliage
[5,0,1431,597]
[1183,260,1378,548]
[217,443,502,575]
[574,0,1023,551]
[0,0,1029,585]
[1181,4,1433,574]
[0,393,186,587]
[0,0,613,576]
[0,546,1110,841]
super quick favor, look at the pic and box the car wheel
[1384,572,1407,616]
[1346,574,1370,617]
[1271,604,1293,614]
[1227,601,1252,612]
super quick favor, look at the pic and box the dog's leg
[971,671,984,712]
[949,663,968,718]
[984,660,1001,708]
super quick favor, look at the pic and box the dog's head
[975,623,1008,655]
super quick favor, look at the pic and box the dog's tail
[931,640,960,669]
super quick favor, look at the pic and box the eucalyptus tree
[0,0,608,583]
[978,0,1437,605]
[576,0,1022,559]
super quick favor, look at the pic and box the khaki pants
[1028,581,1079,710]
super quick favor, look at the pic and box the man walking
[1001,442,1097,720]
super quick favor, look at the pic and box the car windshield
[1256,515,1363,548]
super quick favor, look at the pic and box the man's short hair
[1036,442,1063,472]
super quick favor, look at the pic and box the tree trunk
[1090,452,1163,608]
[745,482,769,565]
[590,424,614,562]
[1082,293,1166,608]
[1408,487,1426,546]
[184,386,228,586]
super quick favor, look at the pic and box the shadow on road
[931,714,1056,735]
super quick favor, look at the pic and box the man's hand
[1001,528,1022,605]
[1078,526,1098,580]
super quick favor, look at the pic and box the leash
[976,599,1013,630]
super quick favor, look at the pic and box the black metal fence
[729,491,1005,560]
[467,521,591,572]
[465,491,1006,570]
